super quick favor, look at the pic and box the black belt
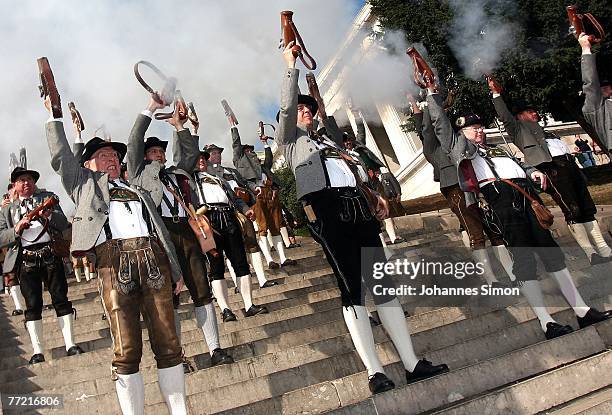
[22,242,52,253]
[203,203,233,212]
[162,215,189,224]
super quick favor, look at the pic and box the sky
[0,0,364,208]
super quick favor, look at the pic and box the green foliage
[275,164,307,226]
[369,0,611,124]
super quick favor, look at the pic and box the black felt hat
[80,137,127,165]
[10,167,40,183]
[454,114,483,129]
[143,136,168,152]
[276,94,319,122]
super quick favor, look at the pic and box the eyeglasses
[464,126,484,132]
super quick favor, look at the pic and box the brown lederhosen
[253,186,282,236]
[96,237,182,376]
[162,218,213,307]
[440,184,504,249]
[236,212,260,253]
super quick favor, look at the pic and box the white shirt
[546,138,570,157]
[195,172,229,205]
[160,174,187,218]
[213,165,239,191]
[471,153,526,183]
[314,139,357,188]
[18,197,51,247]
[95,181,149,246]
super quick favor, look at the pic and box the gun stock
[280,10,317,70]
[306,72,326,119]
[221,100,239,126]
[68,102,85,138]
[406,48,436,89]
[567,5,605,43]
[155,90,188,121]
[25,197,58,223]
[37,57,62,118]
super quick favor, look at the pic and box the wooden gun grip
[37,57,62,118]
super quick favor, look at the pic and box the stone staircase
[1,206,611,414]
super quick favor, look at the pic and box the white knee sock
[9,285,25,310]
[583,220,612,257]
[239,275,254,310]
[57,314,76,351]
[384,218,397,242]
[379,233,388,247]
[520,280,556,331]
[568,223,597,258]
[251,252,268,286]
[272,235,288,264]
[550,268,590,317]
[157,364,187,415]
[472,248,498,285]
[258,235,274,264]
[84,267,91,281]
[267,230,274,250]
[116,372,145,415]
[280,227,291,248]
[26,319,44,355]
[74,267,82,283]
[173,310,181,343]
[342,306,384,377]
[376,298,419,372]
[461,231,471,249]
[492,245,516,281]
[226,259,237,287]
[195,303,220,352]
[211,279,231,312]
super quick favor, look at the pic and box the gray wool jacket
[231,127,280,190]
[427,93,537,205]
[276,68,346,200]
[127,114,200,208]
[417,107,459,189]
[491,96,553,166]
[581,53,612,151]
[0,188,70,273]
[45,119,183,282]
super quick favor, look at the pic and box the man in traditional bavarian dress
[44,95,188,413]
[276,42,449,394]
[426,87,611,340]
[204,143,279,290]
[194,149,269,322]
[0,167,82,364]
[410,97,516,286]
[489,80,611,265]
[128,98,234,368]
[343,109,406,246]
[231,120,296,268]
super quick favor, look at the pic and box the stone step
[544,387,612,415]
[429,354,612,415]
[317,323,609,415]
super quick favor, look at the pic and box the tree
[275,165,307,227]
[370,0,611,129]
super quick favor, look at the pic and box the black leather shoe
[221,308,237,322]
[590,253,612,265]
[268,261,280,270]
[369,316,380,327]
[29,353,45,364]
[260,280,279,288]
[368,372,395,394]
[244,304,268,317]
[11,309,23,316]
[577,308,612,329]
[101,314,107,320]
[392,237,406,244]
[545,322,574,339]
[406,359,449,384]
[67,345,84,356]
[182,357,195,373]
[281,259,297,267]
[234,287,240,294]
[210,348,235,366]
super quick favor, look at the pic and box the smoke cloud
[447,0,519,80]
[0,0,359,208]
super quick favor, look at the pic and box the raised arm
[491,95,519,140]
[426,93,470,165]
[355,113,366,145]
[420,108,441,170]
[126,113,153,181]
[46,120,84,197]
[276,68,299,146]
[173,129,199,172]
[231,127,244,165]
[581,54,603,113]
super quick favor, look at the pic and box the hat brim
[242,144,255,151]
[81,142,128,165]
[11,169,40,183]
[204,145,224,153]
[276,94,319,122]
